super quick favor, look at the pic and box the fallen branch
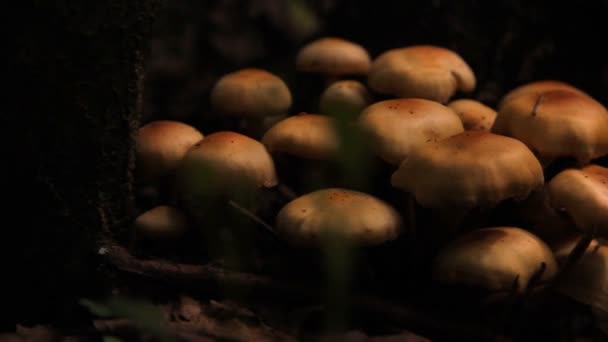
[98,240,493,341]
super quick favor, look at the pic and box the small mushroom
[433,227,558,297]
[175,131,278,219]
[547,164,608,238]
[447,99,497,131]
[319,80,372,120]
[134,205,190,241]
[210,68,292,138]
[357,98,464,165]
[296,37,372,84]
[492,89,608,166]
[135,120,204,185]
[276,188,403,247]
[367,45,476,103]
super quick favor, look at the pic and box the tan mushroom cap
[552,236,608,312]
[210,68,292,118]
[357,98,464,165]
[433,227,558,293]
[368,45,476,103]
[276,188,403,247]
[547,164,608,237]
[492,89,608,165]
[295,37,372,76]
[135,120,204,184]
[498,80,590,108]
[176,131,278,202]
[262,113,340,160]
[134,205,189,240]
[391,131,544,209]
[447,99,497,131]
[319,80,372,119]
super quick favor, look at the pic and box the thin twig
[530,94,544,117]
[228,200,276,234]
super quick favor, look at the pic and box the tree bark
[3,0,162,327]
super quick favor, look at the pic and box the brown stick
[98,240,493,341]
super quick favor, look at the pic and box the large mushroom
[210,68,292,138]
[546,164,608,238]
[433,227,558,299]
[497,80,591,108]
[492,88,608,166]
[391,131,544,233]
[367,45,476,103]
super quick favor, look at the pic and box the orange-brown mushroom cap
[493,89,608,165]
[262,113,340,160]
[135,120,204,184]
[547,164,608,238]
[176,131,278,204]
[210,68,292,118]
[276,188,403,247]
[433,227,558,293]
[319,80,372,119]
[368,45,476,103]
[498,80,591,109]
[357,98,464,165]
[447,99,497,131]
[295,37,372,77]
[391,131,544,209]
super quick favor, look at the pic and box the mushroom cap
[176,131,278,202]
[135,120,204,184]
[498,80,590,108]
[552,236,608,312]
[210,68,292,118]
[295,37,372,76]
[367,45,476,103]
[276,188,403,247]
[357,98,464,165]
[547,164,608,237]
[262,113,340,160]
[319,80,372,119]
[134,205,189,240]
[492,89,608,165]
[433,227,558,293]
[391,131,544,209]
[447,99,497,131]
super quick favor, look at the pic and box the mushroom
[498,80,591,108]
[133,205,190,241]
[210,68,292,138]
[546,164,608,238]
[367,45,476,103]
[276,188,403,247]
[175,131,278,220]
[391,131,544,234]
[262,113,372,193]
[447,99,497,131]
[319,80,372,120]
[357,98,464,166]
[295,37,371,84]
[492,89,608,166]
[135,120,204,205]
[433,227,558,298]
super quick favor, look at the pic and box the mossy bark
[2,1,162,327]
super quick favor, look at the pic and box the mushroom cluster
[131,36,608,334]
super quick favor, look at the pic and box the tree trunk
[3,1,162,327]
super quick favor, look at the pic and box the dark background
[142,0,608,126]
